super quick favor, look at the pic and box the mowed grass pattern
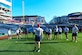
[0,33,82,55]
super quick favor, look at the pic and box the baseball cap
[37,23,40,27]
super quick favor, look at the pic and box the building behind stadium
[49,12,82,31]
[12,15,47,25]
[0,0,12,23]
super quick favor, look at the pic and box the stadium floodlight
[22,0,25,24]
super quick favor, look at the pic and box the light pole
[11,0,12,20]
[22,0,25,24]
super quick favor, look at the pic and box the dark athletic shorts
[72,33,77,37]
[54,32,58,35]
[16,33,19,35]
[65,32,68,35]
[35,35,41,41]
[8,34,11,37]
[32,32,35,35]
[48,33,50,35]
[59,32,62,34]
[46,32,48,34]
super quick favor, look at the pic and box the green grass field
[0,33,82,55]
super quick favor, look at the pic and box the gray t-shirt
[72,26,78,33]
[35,27,43,36]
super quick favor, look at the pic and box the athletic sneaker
[75,41,77,43]
[33,49,36,52]
[66,39,68,41]
[37,49,40,52]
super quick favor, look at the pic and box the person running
[58,27,62,39]
[54,25,58,39]
[72,24,79,42]
[8,29,12,40]
[64,26,69,40]
[33,24,43,52]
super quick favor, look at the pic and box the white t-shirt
[48,28,52,33]
[64,27,69,32]
[58,27,62,32]
[35,27,43,36]
[72,26,78,33]
[46,28,48,32]
[16,29,20,34]
[8,30,11,35]
[54,28,58,32]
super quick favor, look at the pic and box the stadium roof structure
[68,12,82,17]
